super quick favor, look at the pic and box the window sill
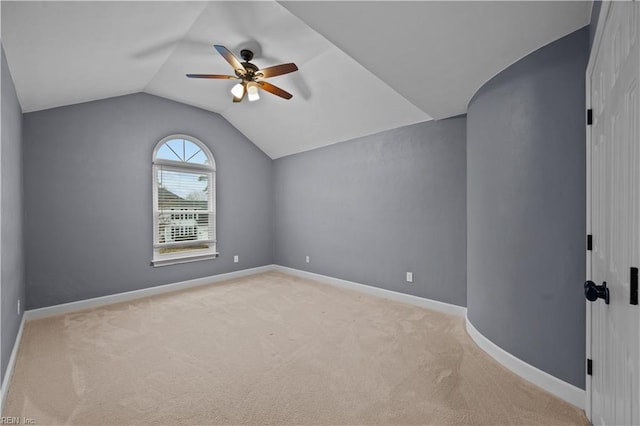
[152,253,219,267]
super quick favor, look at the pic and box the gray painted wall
[274,118,467,306]
[1,46,26,381]
[590,1,602,50]
[466,27,588,388]
[23,93,273,309]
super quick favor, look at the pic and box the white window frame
[152,134,217,267]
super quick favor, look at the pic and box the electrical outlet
[17,299,20,315]
[305,256,310,263]
[233,255,239,263]
[406,272,413,283]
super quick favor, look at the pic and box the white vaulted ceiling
[1,1,591,158]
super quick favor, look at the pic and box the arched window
[152,135,216,266]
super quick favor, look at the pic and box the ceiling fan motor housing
[240,49,254,61]
[237,62,259,79]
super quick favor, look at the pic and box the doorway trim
[584,1,614,421]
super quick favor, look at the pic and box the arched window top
[153,135,215,169]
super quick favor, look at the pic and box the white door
[588,1,640,424]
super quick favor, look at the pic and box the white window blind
[152,136,216,266]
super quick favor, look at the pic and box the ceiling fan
[186,45,299,103]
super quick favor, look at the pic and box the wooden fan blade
[257,81,293,100]
[186,74,238,79]
[257,63,298,78]
[214,45,246,73]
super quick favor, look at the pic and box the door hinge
[587,358,593,375]
[587,234,593,251]
[631,267,638,305]
[587,109,593,125]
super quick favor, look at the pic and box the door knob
[584,280,610,304]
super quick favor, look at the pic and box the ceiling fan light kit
[187,45,298,103]
[230,83,244,99]
[247,83,260,102]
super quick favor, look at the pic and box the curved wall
[466,27,588,388]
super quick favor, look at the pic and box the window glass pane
[184,140,201,161]
[157,213,211,246]
[156,143,180,161]
[157,169,209,210]
[165,139,185,160]
[188,150,209,165]
[155,139,210,165]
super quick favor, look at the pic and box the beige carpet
[4,271,588,425]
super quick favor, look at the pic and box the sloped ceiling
[281,1,592,120]
[1,1,591,159]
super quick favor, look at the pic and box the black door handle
[584,280,610,304]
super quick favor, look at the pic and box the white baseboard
[1,315,25,414]
[465,315,585,409]
[273,265,467,317]
[25,265,274,320]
